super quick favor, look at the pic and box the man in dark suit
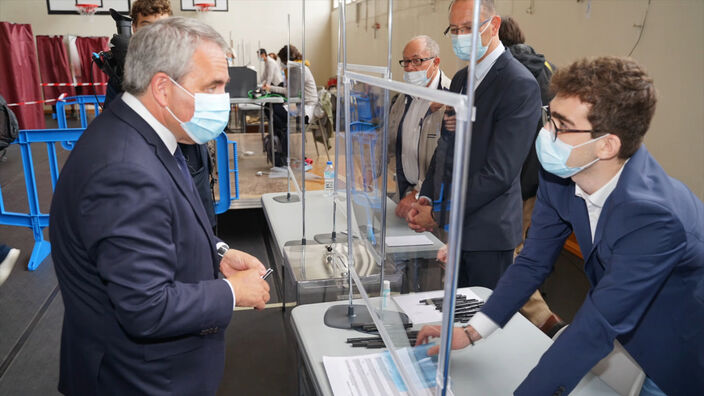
[418,57,704,395]
[50,18,270,395]
[407,0,542,288]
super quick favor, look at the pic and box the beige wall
[332,0,704,200]
[0,0,333,83]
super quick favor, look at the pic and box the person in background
[417,56,704,396]
[268,52,277,61]
[262,45,318,166]
[498,15,565,336]
[257,48,283,87]
[408,0,541,290]
[389,35,450,219]
[104,0,173,108]
[0,244,20,286]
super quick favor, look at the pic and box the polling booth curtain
[36,35,76,100]
[0,22,46,129]
[74,36,110,96]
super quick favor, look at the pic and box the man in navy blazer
[418,57,704,395]
[50,18,270,395]
[407,0,541,289]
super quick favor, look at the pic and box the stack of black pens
[421,295,484,323]
[346,330,419,349]
[351,322,412,333]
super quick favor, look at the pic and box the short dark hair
[499,16,525,47]
[258,48,267,56]
[130,0,172,24]
[277,45,302,64]
[550,57,657,159]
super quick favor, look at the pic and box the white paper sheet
[323,351,435,396]
[392,288,484,325]
[385,234,434,247]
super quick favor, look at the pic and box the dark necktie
[173,146,195,190]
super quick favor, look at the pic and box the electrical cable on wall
[628,0,652,56]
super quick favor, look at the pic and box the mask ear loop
[164,76,195,125]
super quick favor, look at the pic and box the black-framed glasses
[398,57,435,67]
[542,106,600,141]
[443,17,491,36]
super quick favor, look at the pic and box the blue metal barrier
[1,101,239,270]
[213,133,240,214]
[54,95,105,128]
[0,129,83,270]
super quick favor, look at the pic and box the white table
[290,287,619,396]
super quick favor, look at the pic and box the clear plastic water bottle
[324,161,334,196]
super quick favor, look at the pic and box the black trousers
[457,249,514,289]
[267,103,309,162]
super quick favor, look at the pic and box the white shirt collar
[121,92,178,155]
[575,160,629,208]
[475,41,505,86]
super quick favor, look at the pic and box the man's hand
[262,83,270,92]
[220,249,266,278]
[443,108,456,132]
[395,191,417,218]
[437,244,448,263]
[226,269,270,310]
[406,199,437,232]
[429,102,444,113]
[415,325,480,355]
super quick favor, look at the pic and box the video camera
[92,9,132,88]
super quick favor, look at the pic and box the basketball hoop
[194,2,215,13]
[76,3,98,16]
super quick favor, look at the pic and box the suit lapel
[109,97,214,241]
[475,50,510,101]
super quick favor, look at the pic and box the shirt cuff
[467,312,499,339]
[418,195,432,204]
[223,279,236,311]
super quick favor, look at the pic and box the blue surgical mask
[451,20,491,61]
[165,77,230,144]
[535,127,609,178]
[403,61,434,87]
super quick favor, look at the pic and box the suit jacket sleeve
[78,163,233,339]
[465,76,541,215]
[517,200,686,394]
[517,201,686,394]
[481,171,572,326]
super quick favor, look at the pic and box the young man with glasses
[389,35,450,219]
[417,56,704,396]
[407,0,542,290]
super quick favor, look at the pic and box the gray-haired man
[50,17,270,395]
[389,35,450,218]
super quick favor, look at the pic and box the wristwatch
[216,242,229,258]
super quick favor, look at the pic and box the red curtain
[36,35,76,100]
[0,22,45,129]
[74,37,110,96]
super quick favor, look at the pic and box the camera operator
[104,0,218,228]
[104,0,172,108]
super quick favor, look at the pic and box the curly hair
[550,57,657,159]
[130,0,173,24]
